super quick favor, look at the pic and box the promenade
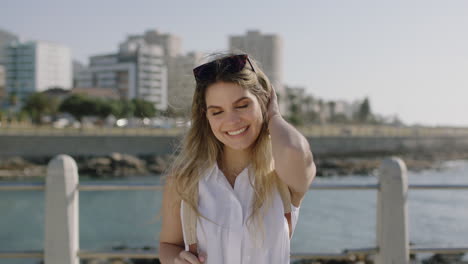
[1,125,468,158]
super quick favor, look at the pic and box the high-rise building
[123,29,201,113]
[229,30,284,95]
[72,60,86,88]
[0,29,19,65]
[142,29,182,58]
[0,66,5,102]
[141,30,190,112]
[5,41,72,104]
[167,52,203,113]
[0,29,19,106]
[76,36,168,110]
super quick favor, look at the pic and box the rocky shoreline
[32,248,468,264]
[1,151,467,180]
[30,243,468,264]
[315,151,468,177]
[0,153,174,180]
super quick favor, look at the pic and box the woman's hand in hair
[174,250,206,264]
[267,85,281,123]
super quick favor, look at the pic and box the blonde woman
[159,53,316,264]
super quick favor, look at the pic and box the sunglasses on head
[193,54,256,83]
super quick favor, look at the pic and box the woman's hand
[267,85,281,123]
[174,250,206,264]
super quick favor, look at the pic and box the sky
[1,0,468,126]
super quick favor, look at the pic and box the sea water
[1,160,467,263]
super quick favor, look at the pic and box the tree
[331,113,349,123]
[328,101,336,122]
[356,97,372,123]
[287,102,303,126]
[22,93,60,124]
[59,95,157,121]
[94,98,113,119]
[132,99,156,118]
[110,99,135,118]
[8,92,18,106]
[59,94,95,121]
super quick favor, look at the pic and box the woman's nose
[225,111,241,123]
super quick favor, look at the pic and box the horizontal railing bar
[3,246,468,259]
[0,182,45,191]
[311,184,379,190]
[409,184,468,190]
[0,251,43,258]
[0,183,379,191]
[2,182,468,191]
[78,184,163,191]
[291,252,353,260]
[293,247,379,259]
[410,247,468,254]
[0,250,368,260]
[343,247,379,254]
[78,250,158,259]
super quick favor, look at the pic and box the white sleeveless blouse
[181,163,300,264]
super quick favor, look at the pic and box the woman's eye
[237,104,249,109]
[213,111,223,116]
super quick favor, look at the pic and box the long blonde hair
[165,52,287,240]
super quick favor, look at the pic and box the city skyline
[1,0,468,126]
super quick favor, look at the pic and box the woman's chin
[223,143,253,152]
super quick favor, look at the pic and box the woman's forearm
[159,242,185,264]
[268,115,315,193]
[268,115,309,153]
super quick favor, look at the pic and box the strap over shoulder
[276,174,293,239]
[181,188,199,257]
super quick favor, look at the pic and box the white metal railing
[4,182,468,192]
[1,155,468,263]
[2,124,468,137]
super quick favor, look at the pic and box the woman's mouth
[226,126,249,136]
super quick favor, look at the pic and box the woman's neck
[219,146,251,180]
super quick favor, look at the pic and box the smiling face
[205,81,264,152]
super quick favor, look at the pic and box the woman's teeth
[227,126,247,136]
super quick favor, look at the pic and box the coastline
[0,150,467,180]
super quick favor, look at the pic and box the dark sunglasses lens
[193,62,217,82]
[225,55,247,72]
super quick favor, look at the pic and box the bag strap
[277,179,293,239]
[181,188,199,257]
[182,174,292,256]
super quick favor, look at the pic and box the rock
[0,156,35,170]
[145,154,175,174]
[80,157,113,176]
[422,253,468,264]
[81,259,132,264]
[79,153,148,178]
[0,157,47,178]
[291,260,363,264]
[84,259,113,264]
[132,259,160,264]
[315,158,380,177]
[109,153,147,177]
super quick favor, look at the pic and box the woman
[159,53,316,264]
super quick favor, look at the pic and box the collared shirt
[181,163,300,264]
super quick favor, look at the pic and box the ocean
[1,160,468,263]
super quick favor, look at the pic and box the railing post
[45,154,79,264]
[376,157,409,264]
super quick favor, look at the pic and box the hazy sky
[2,0,468,126]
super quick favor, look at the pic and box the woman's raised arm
[267,87,316,198]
